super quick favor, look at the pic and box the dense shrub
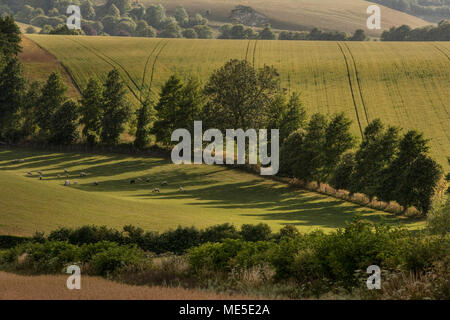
[0,235,30,249]
[89,244,146,276]
[240,223,272,242]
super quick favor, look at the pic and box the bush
[0,235,30,249]
[241,223,272,242]
[89,244,146,276]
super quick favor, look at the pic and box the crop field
[93,0,430,36]
[24,35,450,170]
[0,147,422,236]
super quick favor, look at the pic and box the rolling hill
[136,0,431,36]
[0,147,421,236]
[23,35,450,170]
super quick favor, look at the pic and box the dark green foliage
[350,29,367,41]
[49,100,79,145]
[100,69,131,145]
[35,72,68,135]
[153,75,203,145]
[80,78,103,145]
[0,57,25,140]
[258,24,276,40]
[144,4,166,29]
[279,129,306,177]
[382,20,450,41]
[89,243,145,276]
[218,24,257,39]
[351,119,400,199]
[204,59,280,130]
[0,15,21,58]
[134,98,155,149]
[0,235,30,249]
[159,20,182,38]
[330,152,356,190]
[323,113,356,180]
[193,25,213,39]
[240,223,272,242]
[135,20,155,37]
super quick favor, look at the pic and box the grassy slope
[138,0,431,36]
[18,36,80,98]
[25,35,450,170]
[0,271,256,299]
[0,148,421,236]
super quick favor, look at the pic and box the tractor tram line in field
[65,37,142,103]
[342,42,370,124]
[140,39,165,100]
[337,42,365,139]
[432,43,450,61]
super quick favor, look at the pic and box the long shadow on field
[0,148,401,229]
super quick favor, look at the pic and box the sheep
[130,180,136,185]
[80,172,87,177]
[27,172,33,176]
[94,181,99,186]
[64,169,69,173]
[64,180,70,186]
[146,178,150,183]
[152,188,160,193]
[179,186,185,192]
[137,178,143,182]
[73,181,78,185]
[57,174,62,178]
[66,174,70,179]
[37,171,43,175]
[161,181,168,186]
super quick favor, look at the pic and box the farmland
[24,35,450,170]
[94,0,431,36]
[0,271,256,300]
[0,147,422,236]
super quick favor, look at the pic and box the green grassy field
[25,35,450,170]
[94,0,430,36]
[0,147,423,236]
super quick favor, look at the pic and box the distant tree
[107,3,121,18]
[259,24,276,40]
[330,152,356,190]
[80,0,96,20]
[39,24,53,34]
[47,8,59,17]
[100,69,131,145]
[19,81,41,138]
[0,16,22,58]
[0,57,25,140]
[351,29,366,41]
[265,92,307,144]
[174,6,189,27]
[134,98,155,149]
[135,20,155,37]
[279,129,306,177]
[218,24,232,39]
[203,59,280,131]
[107,0,131,15]
[159,20,181,38]
[129,5,146,21]
[116,18,136,35]
[101,15,120,35]
[241,223,272,242]
[35,72,67,136]
[350,119,400,199]
[153,75,203,145]
[323,113,356,181]
[296,113,328,183]
[49,100,79,145]
[49,24,83,35]
[396,154,442,215]
[193,25,212,39]
[182,28,197,38]
[80,78,103,145]
[145,4,166,28]
[188,13,207,27]
[26,26,36,34]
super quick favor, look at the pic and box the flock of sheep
[20,159,186,194]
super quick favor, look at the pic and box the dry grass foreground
[18,35,80,99]
[0,272,257,300]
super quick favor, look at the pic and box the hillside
[136,0,431,36]
[24,35,450,170]
[0,147,419,236]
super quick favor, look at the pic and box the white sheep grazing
[57,174,62,178]
[94,181,99,186]
[64,169,68,173]
[64,180,70,186]
[80,172,87,177]
[179,186,185,192]
[161,181,168,186]
[18,159,25,163]
[27,172,33,176]
[153,188,160,193]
